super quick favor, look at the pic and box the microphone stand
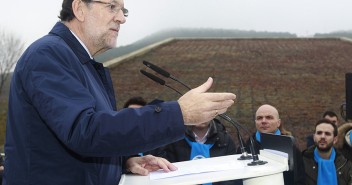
[141,61,267,166]
[218,114,266,165]
[218,114,252,160]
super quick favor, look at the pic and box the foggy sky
[1,0,351,48]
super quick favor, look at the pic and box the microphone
[141,61,267,165]
[140,70,183,96]
[140,69,165,86]
[143,60,191,90]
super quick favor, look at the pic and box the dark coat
[306,134,314,149]
[4,22,185,185]
[302,146,352,185]
[156,119,236,162]
[150,119,239,185]
[335,123,352,161]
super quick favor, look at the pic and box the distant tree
[0,29,24,95]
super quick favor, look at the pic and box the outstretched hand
[125,155,177,176]
[178,77,236,125]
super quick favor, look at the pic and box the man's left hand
[125,155,177,176]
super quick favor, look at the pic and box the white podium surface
[119,150,288,185]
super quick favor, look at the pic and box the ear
[72,0,85,22]
[333,136,338,145]
[277,119,281,128]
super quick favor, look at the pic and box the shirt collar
[70,30,93,59]
[49,22,91,64]
[194,128,210,144]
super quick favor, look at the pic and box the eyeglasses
[90,1,128,17]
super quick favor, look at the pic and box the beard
[315,140,334,152]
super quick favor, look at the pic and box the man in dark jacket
[241,104,305,185]
[158,119,236,162]
[3,0,236,184]
[306,110,340,148]
[151,118,238,185]
[302,119,352,185]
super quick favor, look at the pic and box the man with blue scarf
[150,119,239,185]
[240,104,305,185]
[302,119,352,185]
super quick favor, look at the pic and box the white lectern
[119,150,288,185]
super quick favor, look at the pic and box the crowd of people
[124,98,352,185]
[1,0,352,184]
[122,97,352,185]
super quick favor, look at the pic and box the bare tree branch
[0,29,24,95]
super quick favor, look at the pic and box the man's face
[324,115,339,126]
[82,0,126,54]
[314,123,337,152]
[255,105,281,134]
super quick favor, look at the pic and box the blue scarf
[185,137,214,160]
[255,129,281,143]
[185,137,214,185]
[314,148,338,185]
[350,132,352,144]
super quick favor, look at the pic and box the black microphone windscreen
[140,70,166,86]
[143,60,170,78]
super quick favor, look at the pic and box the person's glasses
[90,1,128,17]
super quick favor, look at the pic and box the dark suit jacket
[4,22,185,185]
